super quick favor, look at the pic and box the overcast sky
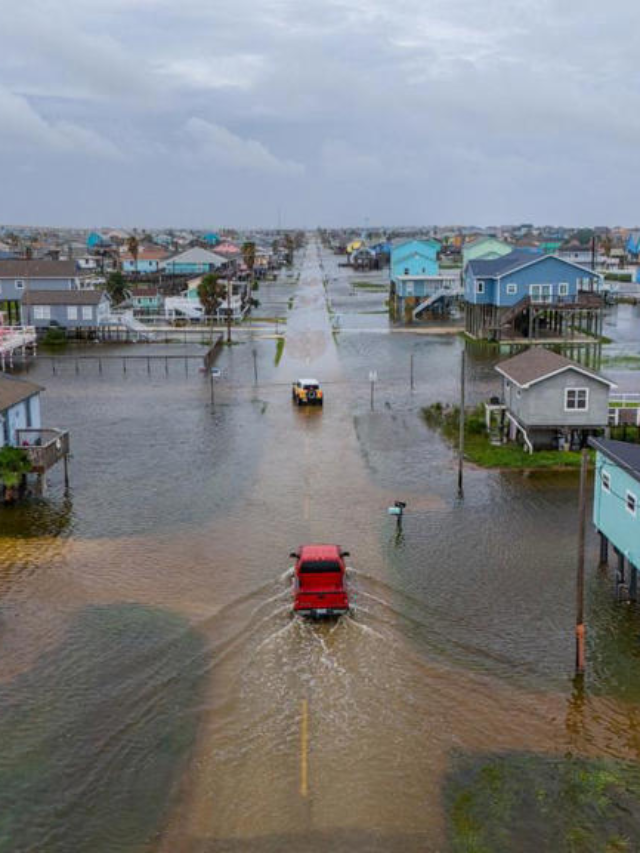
[0,0,638,229]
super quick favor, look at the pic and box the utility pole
[458,350,465,499]
[575,448,589,675]
[369,370,377,411]
[226,279,232,344]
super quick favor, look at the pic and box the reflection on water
[2,242,640,851]
[0,604,206,853]
[0,494,74,540]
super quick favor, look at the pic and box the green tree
[197,273,225,318]
[575,229,594,246]
[0,446,31,501]
[242,241,257,281]
[106,271,129,305]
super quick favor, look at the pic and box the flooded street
[2,239,640,852]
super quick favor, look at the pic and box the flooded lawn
[1,240,640,851]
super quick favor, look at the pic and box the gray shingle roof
[0,375,43,412]
[495,347,615,388]
[466,251,538,278]
[22,289,106,305]
[0,260,77,279]
[163,247,227,266]
[589,438,640,481]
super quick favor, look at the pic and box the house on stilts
[464,252,605,342]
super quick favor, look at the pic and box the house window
[558,282,569,297]
[530,284,552,303]
[476,280,485,294]
[601,471,611,493]
[565,388,589,410]
[15,279,24,289]
[67,306,78,320]
[33,305,51,320]
[506,283,517,295]
[626,490,637,516]
[82,306,93,320]
[404,268,410,275]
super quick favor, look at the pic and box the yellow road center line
[300,698,309,798]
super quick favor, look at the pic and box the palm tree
[197,273,225,319]
[242,241,257,282]
[127,234,140,273]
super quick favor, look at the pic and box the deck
[16,429,70,473]
[0,325,37,370]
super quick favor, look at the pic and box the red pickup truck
[290,544,350,617]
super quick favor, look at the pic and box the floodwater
[2,239,640,852]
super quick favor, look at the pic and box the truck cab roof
[297,544,342,560]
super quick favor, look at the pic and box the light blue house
[161,247,228,276]
[625,231,640,260]
[390,240,440,280]
[86,232,109,249]
[389,239,461,321]
[590,438,640,598]
[464,252,604,340]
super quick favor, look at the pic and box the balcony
[16,429,70,473]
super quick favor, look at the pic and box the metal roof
[0,375,43,412]
[589,438,640,481]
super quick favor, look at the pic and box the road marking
[300,698,309,798]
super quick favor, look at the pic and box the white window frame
[558,282,569,297]
[67,306,78,320]
[626,490,637,516]
[82,306,93,320]
[15,279,24,290]
[564,387,589,411]
[33,305,51,320]
[476,280,485,294]
[601,471,611,493]
[506,283,517,295]
[530,284,552,303]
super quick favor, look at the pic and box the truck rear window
[299,560,341,573]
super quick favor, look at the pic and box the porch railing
[15,429,70,472]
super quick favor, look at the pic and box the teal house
[590,438,640,597]
[462,236,512,265]
[390,239,440,280]
[389,239,462,321]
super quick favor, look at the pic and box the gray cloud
[0,0,638,226]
